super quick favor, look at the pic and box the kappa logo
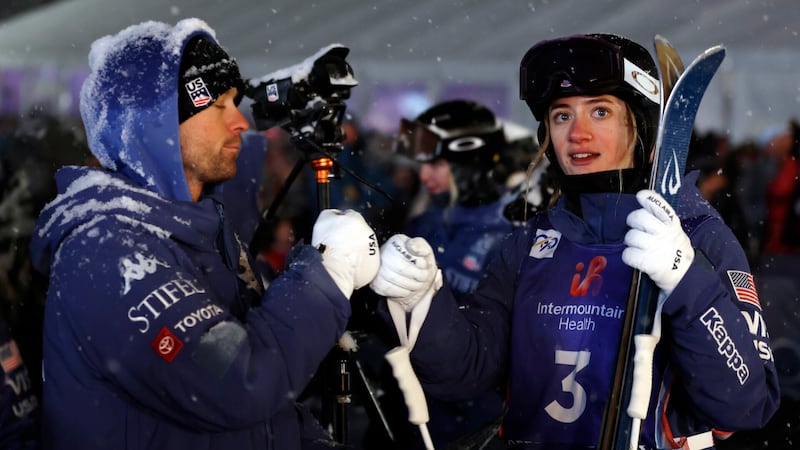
[661,151,682,196]
[530,229,562,259]
[121,253,170,295]
[700,307,749,384]
[151,327,183,363]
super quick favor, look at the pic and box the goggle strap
[623,58,660,104]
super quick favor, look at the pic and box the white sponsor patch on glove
[622,190,694,296]
[370,234,442,311]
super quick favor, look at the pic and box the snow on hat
[178,36,244,123]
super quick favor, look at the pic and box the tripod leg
[322,347,351,445]
[324,331,400,448]
[353,357,396,443]
[335,354,351,444]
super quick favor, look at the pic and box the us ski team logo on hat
[185,77,212,108]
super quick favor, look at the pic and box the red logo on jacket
[151,327,183,363]
[570,256,607,297]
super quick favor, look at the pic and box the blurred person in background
[249,127,314,274]
[399,99,519,297]
[0,109,92,450]
[686,131,750,250]
[0,312,38,449]
[0,109,92,415]
[760,119,800,256]
[388,99,522,448]
[719,119,800,450]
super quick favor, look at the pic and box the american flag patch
[0,340,22,374]
[727,270,761,310]
[185,77,212,108]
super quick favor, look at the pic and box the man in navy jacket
[30,18,379,450]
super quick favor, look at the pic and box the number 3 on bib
[544,350,590,423]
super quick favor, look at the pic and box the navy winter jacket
[29,18,347,450]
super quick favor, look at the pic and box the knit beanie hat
[178,36,244,123]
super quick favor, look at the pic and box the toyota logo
[158,336,175,355]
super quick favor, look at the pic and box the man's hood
[80,18,220,202]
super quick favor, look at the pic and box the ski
[598,43,726,450]
[654,34,685,104]
[651,44,724,204]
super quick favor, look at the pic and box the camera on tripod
[245,44,358,154]
[245,46,400,447]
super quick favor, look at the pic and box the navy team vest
[502,217,644,448]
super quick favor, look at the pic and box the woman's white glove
[369,234,442,312]
[312,209,380,298]
[622,190,694,296]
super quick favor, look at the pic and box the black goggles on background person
[394,118,441,162]
[520,35,627,119]
[394,118,504,165]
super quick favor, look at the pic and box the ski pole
[625,291,666,450]
[385,278,438,450]
[385,346,435,450]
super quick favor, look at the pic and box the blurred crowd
[1,103,798,448]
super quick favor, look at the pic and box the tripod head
[245,44,357,157]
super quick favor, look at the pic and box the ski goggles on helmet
[395,118,441,162]
[394,118,503,165]
[520,35,659,120]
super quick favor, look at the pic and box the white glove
[369,234,442,312]
[312,209,380,298]
[622,190,694,296]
